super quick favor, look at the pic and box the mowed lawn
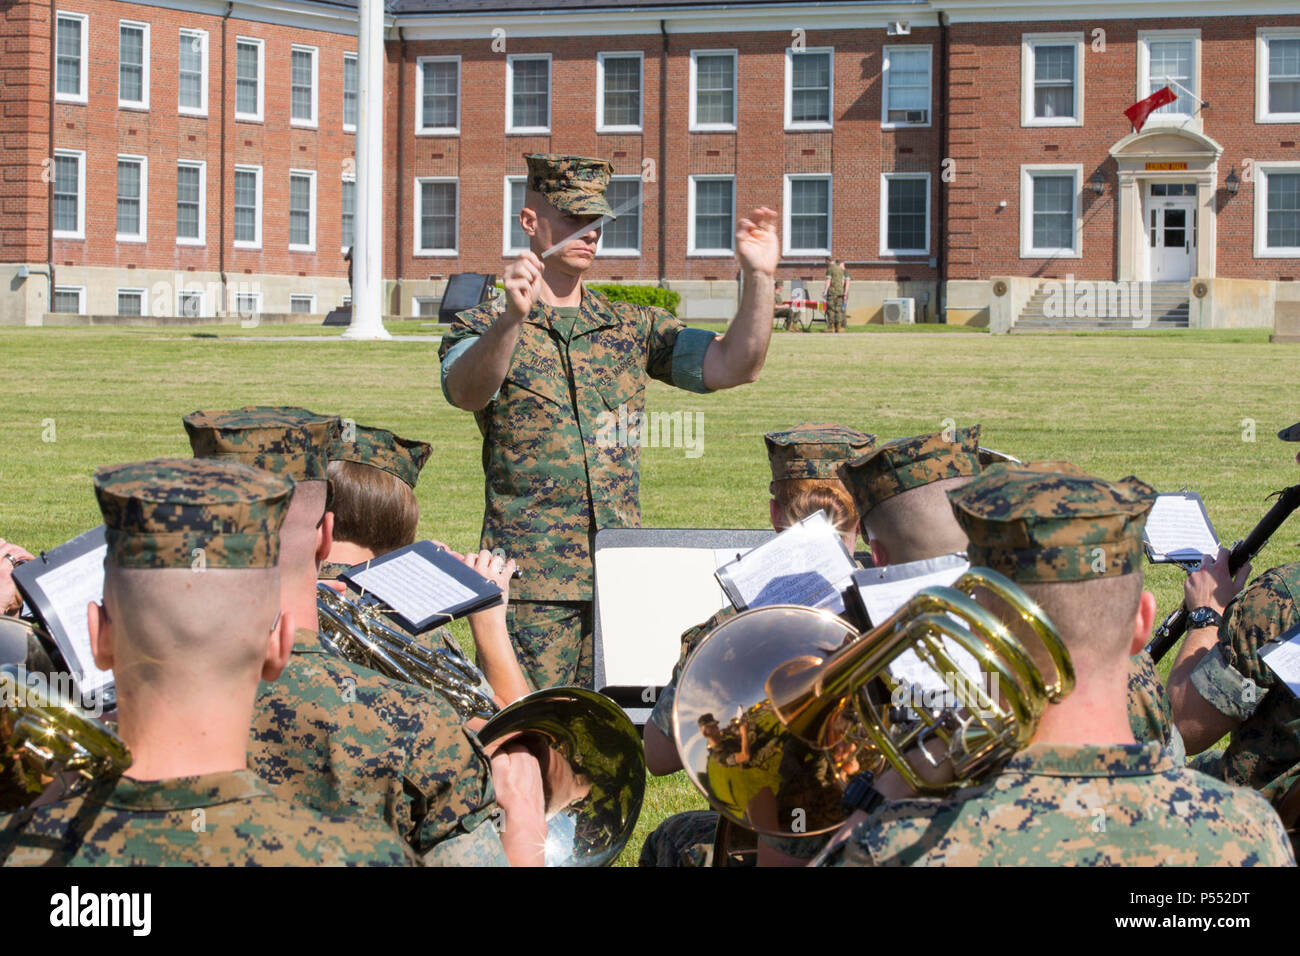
[1,323,1297,866]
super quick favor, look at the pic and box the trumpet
[672,567,1071,838]
[314,584,646,866]
[1,617,132,811]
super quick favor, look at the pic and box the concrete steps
[1011,280,1190,333]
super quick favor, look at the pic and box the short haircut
[279,479,328,575]
[1018,572,1143,673]
[327,459,419,556]
[862,475,972,564]
[772,477,859,536]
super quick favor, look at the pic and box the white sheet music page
[349,550,476,622]
[1261,624,1300,698]
[36,542,113,696]
[718,511,855,610]
[1145,493,1219,562]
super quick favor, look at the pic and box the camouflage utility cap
[947,461,1156,582]
[765,423,876,482]
[525,154,616,218]
[330,424,432,489]
[93,457,294,569]
[184,406,338,481]
[1279,421,1300,442]
[839,424,982,515]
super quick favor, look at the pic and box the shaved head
[280,480,327,575]
[1019,572,1144,674]
[864,476,973,564]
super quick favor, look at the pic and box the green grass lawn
[1,324,1296,865]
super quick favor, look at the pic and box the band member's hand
[465,549,516,606]
[502,251,544,323]
[318,579,347,594]
[736,207,780,276]
[490,741,548,867]
[0,539,34,616]
[1184,547,1250,617]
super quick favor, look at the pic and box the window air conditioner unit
[887,20,910,35]
[882,297,915,325]
[887,109,928,124]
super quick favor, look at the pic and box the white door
[1147,190,1197,281]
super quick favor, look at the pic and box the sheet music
[349,550,476,622]
[1145,493,1219,561]
[35,543,112,695]
[718,512,855,610]
[1261,624,1300,698]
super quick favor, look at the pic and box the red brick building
[2,0,1297,329]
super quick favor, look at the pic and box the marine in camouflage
[184,406,338,480]
[1191,561,1300,806]
[947,460,1157,582]
[330,424,431,489]
[825,260,846,332]
[839,424,983,516]
[251,628,508,866]
[764,423,876,482]
[1127,650,1184,761]
[93,458,294,570]
[0,770,414,866]
[818,742,1295,866]
[639,808,721,867]
[525,153,616,218]
[440,283,715,687]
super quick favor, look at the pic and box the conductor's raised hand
[502,251,544,322]
[736,207,780,277]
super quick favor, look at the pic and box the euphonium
[1,617,132,811]
[672,566,1072,838]
[314,584,646,866]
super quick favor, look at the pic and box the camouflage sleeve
[1219,567,1300,689]
[642,305,716,394]
[419,815,509,867]
[1191,645,1261,722]
[406,711,501,855]
[647,679,675,738]
[438,304,498,404]
[815,830,878,867]
[1126,651,1174,749]
[648,610,731,739]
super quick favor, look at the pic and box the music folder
[11,525,115,710]
[338,540,503,634]
[1143,491,1220,565]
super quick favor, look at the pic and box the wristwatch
[841,771,886,816]
[1187,606,1224,630]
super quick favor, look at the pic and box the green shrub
[588,283,680,316]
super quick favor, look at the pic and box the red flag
[1124,85,1178,133]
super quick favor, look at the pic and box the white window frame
[176,159,206,247]
[596,51,644,133]
[51,148,86,240]
[687,174,736,256]
[1253,161,1300,258]
[413,176,459,256]
[288,169,317,252]
[783,174,833,257]
[341,174,356,253]
[1019,164,1083,259]
[115,154,148,244]
[290,44,319,128]
[178,28,209,116]
[412,295,439,317]
[1256,28,1300,124]
[689,49,738,132]
[1021,33,1084,128]
[116,288,146,317]
[597,176,643,256]
[1137,30,1200,127]
[118,20,150,110]
[55,11,88,105]
[881,44,932,130]
[233,164,263,250]
[231,290,263,317]
[879,172,931,257]
[343,51,358,132]
[503,175,528,256]
[177,288,206,318]
[53,285,85,314]
[289,293,317,313]
[506,54,551,134]
[234,36,264,123]
[415,55,461,135]
[784,47,834,132]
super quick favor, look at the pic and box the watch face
[1190,607,1220,628]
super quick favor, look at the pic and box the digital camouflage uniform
[825,260,847,332]
[0,457,414,866]
[1190,561,1300,807]
[439,154,716,690]
[184,406,508,865]
[822,462,1294,866]
[0,771,414,866]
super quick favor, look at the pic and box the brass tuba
[314,584,646,866]
[672,567,1072,837]
[0,617,132,811]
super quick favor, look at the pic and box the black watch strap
[1188,606,1224,630]
[842,771,885,816]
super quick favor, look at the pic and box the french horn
[315,584,646,866]
[672,566,1072,838]
[0,616,132,811]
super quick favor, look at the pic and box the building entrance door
[1146,183,1197,281]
